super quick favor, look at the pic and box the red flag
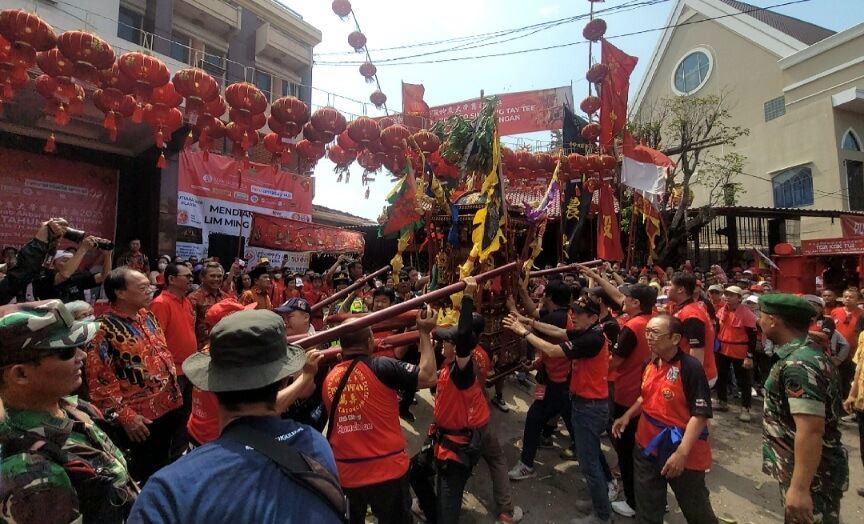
[599,40,638,151]
[596,181,624,262]
[382,169,423,237]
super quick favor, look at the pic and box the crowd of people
[0,217,862,524]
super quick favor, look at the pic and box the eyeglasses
[52,347,79,360]
[645,330,671,339]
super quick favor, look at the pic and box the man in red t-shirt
[830,287,861,399]
[612,314,718,523]
[669,272,718,387]
[324,308,437,524]
[716,286,758,420]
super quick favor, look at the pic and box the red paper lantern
[303,121,334,144]
[93,88,135,142]
[268,115,299,140]
[35,74,84,126]
[599,154,617,170]
[501,147,516,170]
[225,81,267,116]
[118,52,170,122]
[296,139,326,171]
[192,115,225,159]
[270,95,309,129]
[332,0,352,18]
[385,151,409,174]
[380,124,409,152]
[533,152,555,174]
[0,10,56,84]
[57,31,115,83]
[347,116,380,147]
[581,122,601,141]
[172,68,219,117]
[580,95,600,115]
[328,143,356,169]
[203,95,226,118]
[568,153,589,174]
[369,90,387,109]
[144,105,183,149]
[582,18,607,42]
[378,117,395,130]
[36,48,74,80]
[226,121,260,153]
[311,107,347,137]
[586,63,609,84]
[150,81,183,108]
[357,149,383,172]
[263,132,296,165]
[514,150,533,170]
[411,130,440,155]
[229,107,266,130]
[586,154,604,172]
[337,129,359,151]
[359,62,376,83]
[585,177,599,193]
[98,63,133,93]
[348,31,366,51]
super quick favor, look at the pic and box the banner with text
[802,237,864,255]
[177,150,313,260]
[386,86,573,136]
[248,213,365,254]
[0,147,117,248]
[840,215,864,238]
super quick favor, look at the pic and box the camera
[63,228,114,251]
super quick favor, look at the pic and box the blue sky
[280,0,863,219]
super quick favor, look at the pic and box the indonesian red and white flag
[621,132,673,196]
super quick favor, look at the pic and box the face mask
[274,273,282,280]
[158,262,167,271]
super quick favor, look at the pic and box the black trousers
[344,474,412,524]
[611,403,639,507]
[114,407,187,484]
[410,449,475,524]
[521,381,574,467]
[857,411,864,467]
[398,345,419,412]
[633,445,718,524]
[716,353,752,409]
[839,359,856,399]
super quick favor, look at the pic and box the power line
[314,0,815,67]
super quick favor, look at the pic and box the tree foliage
[628,93,749,266]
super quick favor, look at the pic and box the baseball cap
[275,297,311,315]
[621,284,658,308]
[744,295,759,305]
[724,285,744,296]
[183,310,306,392]
[708,284,724,293]
[0,300,99,366]
[571,296,601,316]
[802,294,825,308]
[205,298,257,328]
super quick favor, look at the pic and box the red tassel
[157,151,166,169]
[44,133,56,153]
[12,64,27,85]
[184,131,193,149]
[202,149,210,162]
[2,83,12,99]
[109,126,118,143]
[242,153,250,173]
[103,111,116,132]
[156,129,165,149]
[55,105,70,126]
[132,104,143,124]
[241,131,251,150]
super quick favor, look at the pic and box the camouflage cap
[0,300,100,366]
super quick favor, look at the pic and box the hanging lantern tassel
[337,172,343,183]
[202,149,210,162]
[345,171,350,184]
[55,104,69,126]
[184,131,193,149]
[280,148,291,165]
[242,152,250,173]
[156,128,165,149]
[132,103,143,124]
[2,83,13,99]
[241,131,252,151]
[44,133,56,153]
[104,112,118,142]
[365,187,370,199]
[157,151,167,169]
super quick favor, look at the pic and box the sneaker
[508,461,536,480]
[399,408,416,422]
[538,436,555,449]
[492,396,510,412]
[857,487,864,497]
[496,506,524,523]
[716,401,729,412]
[738,409,751,422]
[411,498,427,522]
[611,500,636,518]
[841,413,857,423]
[560,447,578,461]
[607,478,621,501]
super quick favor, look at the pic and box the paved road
[397,376,864,523]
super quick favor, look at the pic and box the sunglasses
[12,346,79,366]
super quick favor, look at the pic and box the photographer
[0,218,69,305]
[33,235,113,303]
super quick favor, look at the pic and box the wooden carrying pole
[310,265,391,313]
[297,261,518,349]
[527,259,603,278]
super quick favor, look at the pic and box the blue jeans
[571,396,611,521]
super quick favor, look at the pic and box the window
[772,166,814,208]
[764,96,786,122]
[170,31,191,64]
[201,45,226,79]
[254,70,272,101]
[282,80,300,98]
[117,6,143,45]
[672,49,712,95]
[842,129,861,151]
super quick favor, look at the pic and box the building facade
[632,0,864,245]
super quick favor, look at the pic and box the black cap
[571,296,601,316]
[248,265,269,282]
[587,286,616,308]
[435,313,485,343]
[621,284,658,308]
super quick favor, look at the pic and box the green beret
[759,293,816,322]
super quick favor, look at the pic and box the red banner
[801,237,864,255]
[386,86,573,136]
[0,147,117,248]
[600,40,638,150]
[840,215,864,238]
[248,213,364,254]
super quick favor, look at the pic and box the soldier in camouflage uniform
[759,294,848,524]
[0,300,138,524]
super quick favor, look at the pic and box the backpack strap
[222,422,349,522]
[325,358,362,440]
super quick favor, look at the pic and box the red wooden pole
[310,265,391,313]
[527,259,603,278]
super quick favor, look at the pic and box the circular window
[672,49,712,95]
